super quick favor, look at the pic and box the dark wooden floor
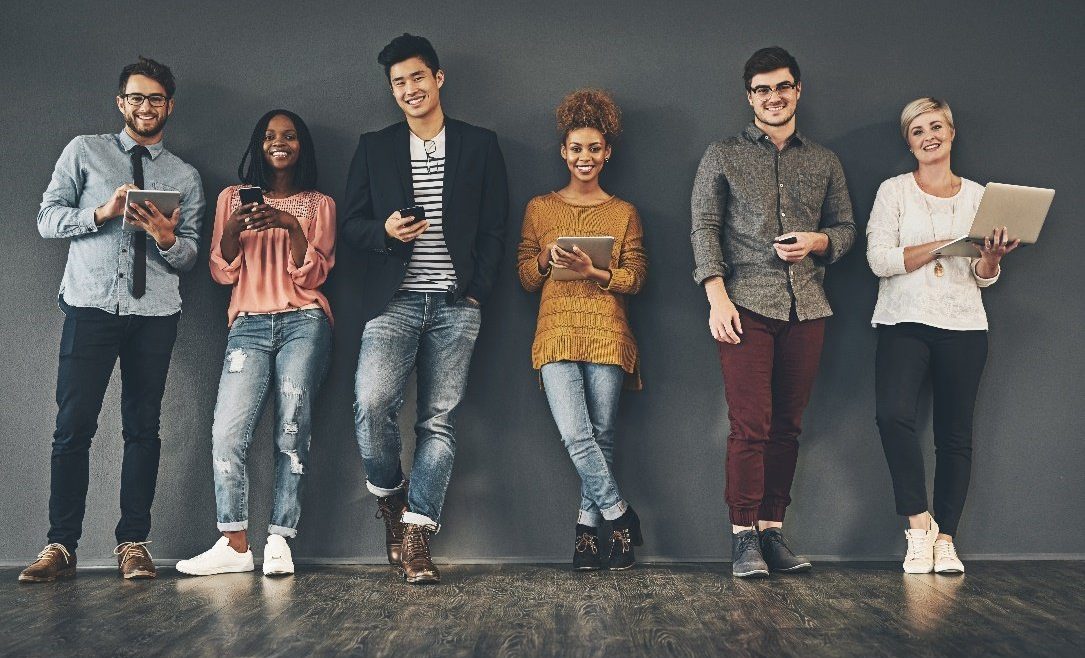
[3,562,1083,657]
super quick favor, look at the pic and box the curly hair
[555,88,622,143]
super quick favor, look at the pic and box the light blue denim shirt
[37,131,205,315]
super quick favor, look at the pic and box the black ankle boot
[607,507,643,570]
[573,524,602,571]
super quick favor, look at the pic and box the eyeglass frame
[746,81,799,100]
[423,139,439,174]
[118,93,171,108]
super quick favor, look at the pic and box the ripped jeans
[210,309,331,537]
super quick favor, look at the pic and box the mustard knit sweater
[517,193,647,389]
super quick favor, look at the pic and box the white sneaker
[903,517,939,574]
[175,537,254,576]
[933,539,964,574]
[263,534,294,576]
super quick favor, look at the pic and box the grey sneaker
[759,528,812,573]
[731,528,769,578]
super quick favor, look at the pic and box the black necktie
[130,145,149,298]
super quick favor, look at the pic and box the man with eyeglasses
[21,56,204,583]
[341,33,508,584]
[690,46,855,577]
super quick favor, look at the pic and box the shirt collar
[116,130,165,159]
[742,121,805,148]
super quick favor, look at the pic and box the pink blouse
[210,186,336,327]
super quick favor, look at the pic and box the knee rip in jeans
[282,378,303,397]
[227,349,247,373]
[215,457,232,474]
[282,449,305,474]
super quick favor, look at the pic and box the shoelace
[404,524,437,562]
[575,533,598,554]
[906,534,933,561]
[737,531,761,555]
[611,529,632,553]
[37,543,72,563]
[113,540,153,564]
[934,541,959,562]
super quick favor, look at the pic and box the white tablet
[931,182,1054,257]
[552,236,615,281]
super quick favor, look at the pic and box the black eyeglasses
[747,82,798,100]
[424,139,438,174]
[120,93,170,108]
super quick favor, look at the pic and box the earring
[605,157,610,163]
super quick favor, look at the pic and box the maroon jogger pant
[718,306,825,526]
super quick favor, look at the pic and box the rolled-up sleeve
[37,137,99,239]
[159,167,203,272]
[602,207,646,294]
[817,153,856,264]
[517,199,547,292]
[209,187,243,285]
[287,196,336,289]
[690,143,731,284]
[866,180,908,278]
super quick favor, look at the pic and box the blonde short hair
[900,97,954,140]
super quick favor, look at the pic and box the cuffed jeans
[540,361,628,527]
[354,291,481,526]
[718,306,825,526]
[48,297,179,551]
[875,322,988,537]
[211,309,332,538]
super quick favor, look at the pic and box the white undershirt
[400,128,456,291]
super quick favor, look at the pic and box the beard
[754,104,796,127]
[125,111,168,138]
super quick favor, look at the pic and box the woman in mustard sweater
[517,89,648,571]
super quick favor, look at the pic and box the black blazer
[340,118,509,322]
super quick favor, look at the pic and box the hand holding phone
[773,236,798,245]
[239,186,265,206]
[398,205,426,226]
[385,205,429,242]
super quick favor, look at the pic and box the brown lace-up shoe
[400,523,440,584]
[376,482,408,566]
[18,543,77,583]
[115,541,157,579]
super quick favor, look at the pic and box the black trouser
[875,323,987,537]
[48,298,179,551]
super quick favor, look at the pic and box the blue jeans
[540,361,628,527]
[211,309,332,538]
[353,291,481,526]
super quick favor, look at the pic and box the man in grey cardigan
[690,47,855,577]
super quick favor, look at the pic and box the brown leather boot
[400,523,440,584]
[375,482,408,566]
[18,543,77,583]
[114,541,157,579]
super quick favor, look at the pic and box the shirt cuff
[287,244,318,279]
[972,259,1000,287]
[79,207,99,234]
[692,261,728,285]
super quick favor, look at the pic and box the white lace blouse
[866,173,999,330]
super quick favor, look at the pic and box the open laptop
[931,182,1055,257]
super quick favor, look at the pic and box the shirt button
[779,184,784,188]
[121,249,128,254]
[118,272,125,278]
[781,212,786,217]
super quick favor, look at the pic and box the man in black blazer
[340,33,508,584]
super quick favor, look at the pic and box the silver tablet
[931,182,1054,257]
[124,189,181,226]
[552,236,615,281]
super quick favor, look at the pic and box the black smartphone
[398,205,426,226]
[239,186,264,206]
[774,236,798,245]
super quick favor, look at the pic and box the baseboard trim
[3,553,1083,569]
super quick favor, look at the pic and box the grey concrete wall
[2,0,1082,563]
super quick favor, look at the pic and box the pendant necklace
[918,177,959,278]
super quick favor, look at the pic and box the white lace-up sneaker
[933,539,965,574]
[903,517,939,574]
[263,534,294,576]
[175,537,254,576]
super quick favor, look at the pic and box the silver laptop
[552,236,614,281]
[931,182,1054,257]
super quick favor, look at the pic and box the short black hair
[237,110,319,191]
[743,47,800,90]
[118,56,176,98]
[377,33,440,80]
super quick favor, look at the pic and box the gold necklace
[916,176,960,278]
